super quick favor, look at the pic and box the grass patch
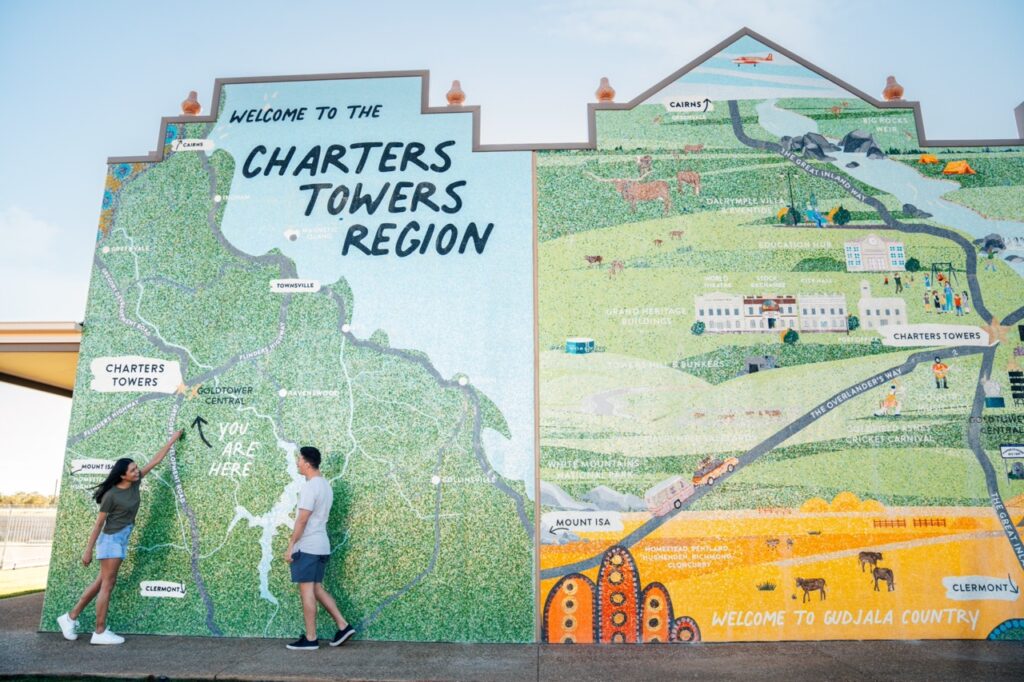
[675,343,907,385]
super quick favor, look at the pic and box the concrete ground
[1,593,1022,681]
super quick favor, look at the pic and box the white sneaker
[90,629,125,645]
[56,613,79,641]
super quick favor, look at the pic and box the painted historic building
[844,233,906,272]
[695,293,847,333]
[857,281,907,329]
[799,294,849,333]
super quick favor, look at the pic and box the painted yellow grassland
[541,507,1023,640]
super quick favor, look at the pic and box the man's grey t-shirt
[295,476,332,555]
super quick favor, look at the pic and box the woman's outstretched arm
[140,429,183,478]
[82,512,107,566]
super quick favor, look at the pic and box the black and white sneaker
[286,635,319,650]
[330,625,355,647]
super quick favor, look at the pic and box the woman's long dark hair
[92,458,134,504]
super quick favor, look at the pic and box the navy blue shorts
[290,551,329,583]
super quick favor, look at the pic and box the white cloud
[0,206,60,258]
[546,0,836,57]
[0,206,90,320]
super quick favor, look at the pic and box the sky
[0,0,1022,494]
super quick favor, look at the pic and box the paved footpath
[1,594,1022,681]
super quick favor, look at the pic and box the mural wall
[42,75,536,642]
[45,30,1024,643]
[538,34,1024,642]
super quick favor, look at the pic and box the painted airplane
[733,53,773,67]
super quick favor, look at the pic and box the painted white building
[742,295,798,332]
[694,293,846,333]
[857,281,907,330]
[844,233,906,272]
[799,294,848,332]
[694,293,745,332]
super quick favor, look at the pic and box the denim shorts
[289,550,329,583]
[96,524,133,560]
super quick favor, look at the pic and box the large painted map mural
[42,75,536,642]
[538,33,1024,642]
[43,29,1024,643]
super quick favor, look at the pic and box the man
[932,357,949,389]
[283,446,354,650]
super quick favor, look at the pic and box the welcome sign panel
[537,35,1024,642]
[42,75,536,642]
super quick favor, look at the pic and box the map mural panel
[41,30,1024,644]
[538,35,1024,642]
[42,76,536,642]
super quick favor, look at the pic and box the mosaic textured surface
[538,34,1024,642]
[43,78,535,642]
[43,30,1024,643]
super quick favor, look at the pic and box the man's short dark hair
[299,446,322,469]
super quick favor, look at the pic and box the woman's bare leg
[94,558,122,633]
[69,575,102,620]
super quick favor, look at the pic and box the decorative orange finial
[181,91,202,115]
[446,80,465,106]
[596,77,615,103]
[882,76,904,102]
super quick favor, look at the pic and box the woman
[56,429,182,645]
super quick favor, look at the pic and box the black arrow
[191,416,212,448]
[702,98,711,113]
[1009,574,1020,595]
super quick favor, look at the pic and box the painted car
[692,457,739,487]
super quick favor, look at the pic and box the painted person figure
[923,291,931,314]
[961,290,970,314]
[894,272,903,294]
[954,292,963,316]
[933,291,942,314]
[56,430,183,645]
[283,446,355,650]
[874,384,902,417]
[932,357,949,389]
[944,283,954,313]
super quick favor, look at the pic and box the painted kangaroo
[858,551,883,572]
[795,577,826,602]
[676,170,701,196]
[584,171,672,215]
[872,567,895,592]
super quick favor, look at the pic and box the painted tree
[691,321,706,336]
[847,315,860,334]
[905,257,921,272]
[783,328,800,345]
[833,205,851,226]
